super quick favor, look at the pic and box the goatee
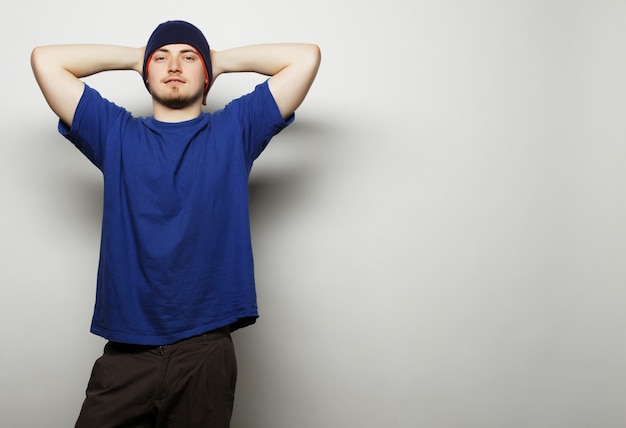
[152,89,204,110]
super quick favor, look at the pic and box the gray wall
[2,1,626,427]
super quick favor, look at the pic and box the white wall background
[2,1,626,427]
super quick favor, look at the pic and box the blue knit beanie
[143,20,212,94]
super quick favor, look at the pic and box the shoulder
[219,81,293,126]
[60,84,137,145]
[81,85,129,113]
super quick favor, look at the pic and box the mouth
[164,78,185,85]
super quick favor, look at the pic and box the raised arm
[31,45,144,127]
[211,43,321,119]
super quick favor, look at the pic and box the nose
[168,57,181,73]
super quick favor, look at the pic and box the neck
[152,101,203,123]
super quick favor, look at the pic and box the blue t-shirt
[59,81,293,345]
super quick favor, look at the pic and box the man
[31,20,320,427]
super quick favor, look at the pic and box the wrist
[134,46,146,75]
[209,49,224,80]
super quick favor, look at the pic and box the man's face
[146,43,207,110]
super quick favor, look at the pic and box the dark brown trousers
[75,328,237,428]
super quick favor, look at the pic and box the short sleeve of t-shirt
[58,85,132,169]
[211,80,294,164]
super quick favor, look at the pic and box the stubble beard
[152,86,204,110]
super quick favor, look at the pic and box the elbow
[30,45,49,63]
[30,46,42,71]
[30,47,47,79]
[301,44,321,76]
[30,46,51,75]
[308,43,322,67]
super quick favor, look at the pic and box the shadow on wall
[15,127,104,234]
[248,116,332,227]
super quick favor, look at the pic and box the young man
[31,20,320,428]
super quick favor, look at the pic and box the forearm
[31,44,144,78]
[211,43,319,78]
